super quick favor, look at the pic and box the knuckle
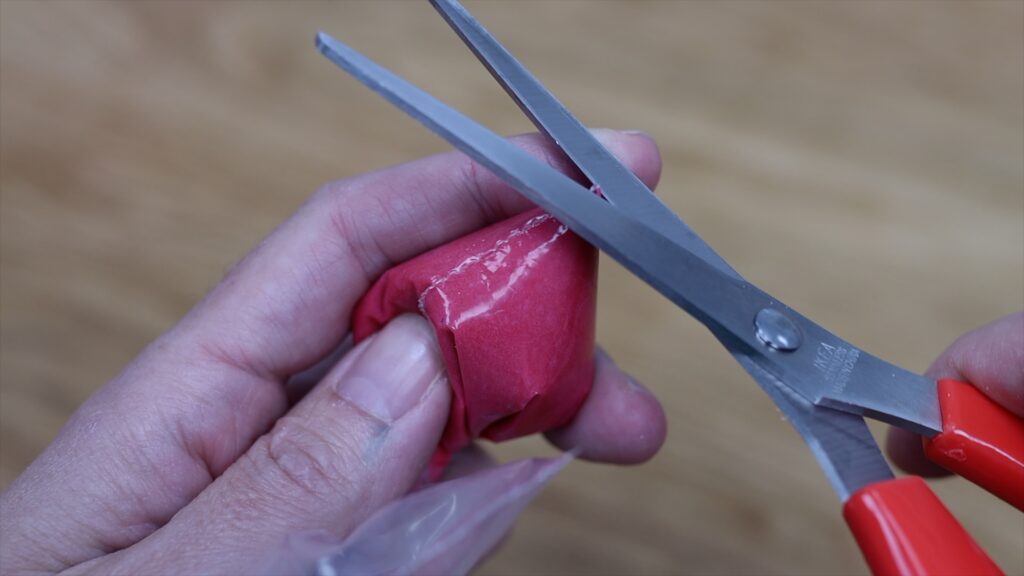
[245,416,364,505]
[320,188,393,278]
[310,179,351,208]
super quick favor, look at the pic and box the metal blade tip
[315,31,331,53]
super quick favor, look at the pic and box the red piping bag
[352,208,597,477]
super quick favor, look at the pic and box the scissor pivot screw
[754,308,802,352]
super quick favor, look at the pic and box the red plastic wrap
[352,208,597,476]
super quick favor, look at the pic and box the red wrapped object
[352,208,597,476]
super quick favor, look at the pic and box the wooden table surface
[2,2,1021,574]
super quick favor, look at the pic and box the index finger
[183,129,661,380]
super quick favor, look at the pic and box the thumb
[87,314,450,575]
[886,312,1024,476]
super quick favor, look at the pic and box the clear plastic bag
[264,454,572,576]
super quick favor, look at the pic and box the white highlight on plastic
[416,213,566,327]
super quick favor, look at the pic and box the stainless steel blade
[429,0,738,280]
[314,32,942,437]
[429,0,902,497]
[735,352,894,501]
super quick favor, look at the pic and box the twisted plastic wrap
[352,208,597,476]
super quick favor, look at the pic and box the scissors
[315,2,1024,574]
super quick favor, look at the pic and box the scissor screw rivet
[754,308,802,352]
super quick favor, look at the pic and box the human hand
[0,130,667,575]
[886,312,1024,476]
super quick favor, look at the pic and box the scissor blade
[315,32,738,332]
[429,0,739,280]
[734,352,893,502]
[315,31,942,437]
[318,24,894,499]
[428,0,934,465]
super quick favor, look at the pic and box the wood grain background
[2,1,1021,574]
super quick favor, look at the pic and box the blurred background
[1,1,1021,574]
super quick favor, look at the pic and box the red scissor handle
[844,477,1002,576]
[924,379,1024,510]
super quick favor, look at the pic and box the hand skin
[0,130,668,575]
[886,312,1024,476]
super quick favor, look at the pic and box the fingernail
[336,314,445,423]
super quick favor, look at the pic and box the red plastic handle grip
[844,477,1002,576]
[923,379,1024,510]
